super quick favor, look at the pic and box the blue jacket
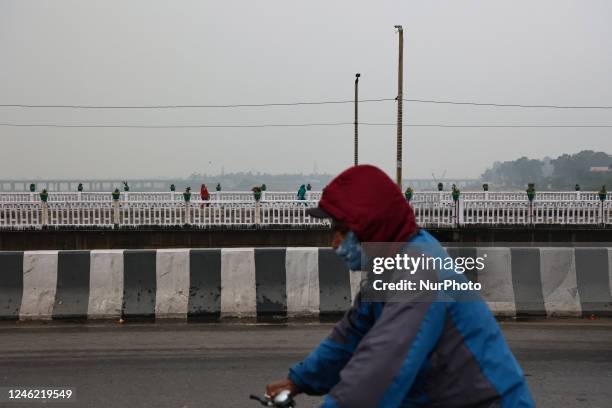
[289,230,535,408]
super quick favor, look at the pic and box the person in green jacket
[297,184,307,200]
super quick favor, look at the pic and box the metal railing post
[41,202,48,228]
[112,200,120,226]
[185,201,191,225]
[255,201,261,225]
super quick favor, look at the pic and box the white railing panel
[1,192,610,229]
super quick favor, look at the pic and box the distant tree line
[481,150,612,190]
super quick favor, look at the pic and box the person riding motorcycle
[266,165,534,407]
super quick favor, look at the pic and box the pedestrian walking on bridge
[200,184,210,208]
[297,184,307,201]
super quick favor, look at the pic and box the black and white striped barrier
[1,248,611,321]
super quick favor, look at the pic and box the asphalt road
[0,320,610,408]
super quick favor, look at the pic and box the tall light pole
[354,73,360,166]
[394,25,404,189]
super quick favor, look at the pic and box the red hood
[318,165,418,242]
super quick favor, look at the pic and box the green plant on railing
[39,189,49,203]
[216,183,221,192]
[575,184,580,191]
[252,186,263,201]
[170,184,176,192]
[526,183,536,202]
[482,183,489,192]
[598,185,607,202]
[123,181,130,192]
[451,184,460,202]
[77,183,83,192]
[306,183,312,191]
[183,187,192,202]
[261,184,267,192]
[112,188,121,200]
[404,187,413,201]
[437,182,443,192]
[29,183,36,192]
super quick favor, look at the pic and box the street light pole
[354,73,360,166]
[394,25,404,189]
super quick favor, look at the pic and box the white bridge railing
[0,191,323,203]
[0,191,610,229]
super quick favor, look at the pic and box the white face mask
[335,231,363,270]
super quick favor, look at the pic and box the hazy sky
[1,0,611,180]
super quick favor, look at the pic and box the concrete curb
[1,247,611,321]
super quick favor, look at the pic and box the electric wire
[1,97,611,110]
[1,122,611,129]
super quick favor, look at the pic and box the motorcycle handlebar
[249,390,295,407]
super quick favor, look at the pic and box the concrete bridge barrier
[1,247,611,321]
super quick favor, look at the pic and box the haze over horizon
[1,0,611,180]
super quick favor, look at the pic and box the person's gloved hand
[265,378,299,398]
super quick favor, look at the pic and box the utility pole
[354,73,360,166]
[394,25,404,189]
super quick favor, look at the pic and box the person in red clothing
[265,165,534,408]
[200,184,210,208]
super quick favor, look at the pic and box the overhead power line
[1,97,611,109]
[1,122,611,129]
[0,98,394,109]
[362,123,612,128]
[403,99,612,109]
[0,122,354,129]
